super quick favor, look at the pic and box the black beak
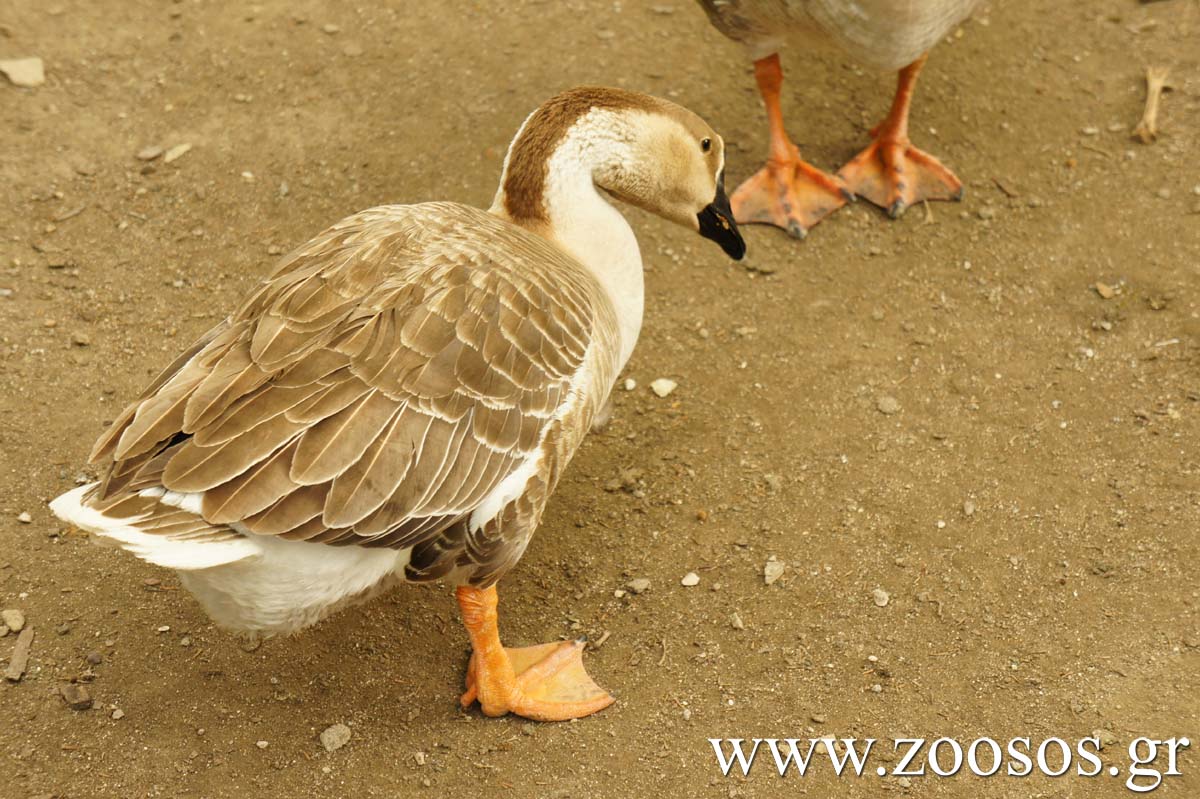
[697,171,746,261]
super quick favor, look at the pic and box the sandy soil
[1,1,1198,797]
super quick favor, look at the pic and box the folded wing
[82,204,604,578]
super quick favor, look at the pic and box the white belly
[177,536,409,636]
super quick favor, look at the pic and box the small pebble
[17,511,32,524]
[0,57,45,88]
[872,588,890,607]
[626,578,651,595]
[763,557,785,586]
[156,625,170,633]
[136,145,164,162]
[112,708,125,720]
[60,683,94,711]
[1094,282,1116,300]
[622,378,636,391]
[320,723,352,752]
[163,143,192,164]
[1,609,25,632]
[680,571,700,587]
[730,612,745,630]
[86,652,102,665]
[256,740,270,749]
[876,396,901,415]
[650,378,677,398]
[963,500,976,516]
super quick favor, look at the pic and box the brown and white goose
[50,86,744,722]
[698,0,981,236]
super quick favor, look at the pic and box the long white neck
[489,109,645,371]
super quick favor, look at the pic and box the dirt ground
[1,0,1198,797]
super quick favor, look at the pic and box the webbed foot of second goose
[731,157,851,239]
[838,136,964,219]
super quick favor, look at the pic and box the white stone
[0,58,45,88]
[649,378,676,398]
[163,143,193,163]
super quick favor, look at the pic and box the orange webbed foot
[456,585,612,723]
[731,155,852,239]
[837,135,963,219]
[461,639,614,722]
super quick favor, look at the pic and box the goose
[697,0,981,236]
[50,86,745,722]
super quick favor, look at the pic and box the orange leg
[837,53,964,218]
[457,585,614,722]
[732,53,851,239]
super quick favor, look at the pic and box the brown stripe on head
[498,87,666,224]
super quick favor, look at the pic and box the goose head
[493,86,746,261]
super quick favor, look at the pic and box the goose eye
[700,137,712,153]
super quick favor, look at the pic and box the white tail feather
[49,484,259,570]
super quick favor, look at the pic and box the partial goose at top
[50,86,744,723]
[698,0,982,237]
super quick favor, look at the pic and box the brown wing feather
[182,336,271,432]
[320,408,433,533]
[162,411,308,492]
[290,390,399,485]
[201,440,302,523]
[243,482,329,535]
[113,371,208,461]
